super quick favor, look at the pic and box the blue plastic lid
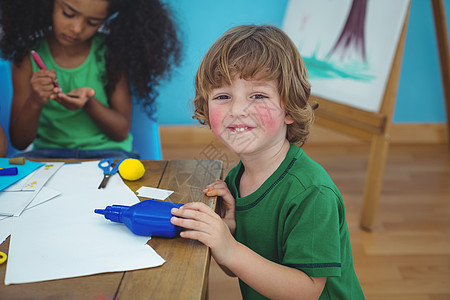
[0,167,18,176]
[94,205,129,222]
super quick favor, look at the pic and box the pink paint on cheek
[262,117,280,136]
[208,107,223,135]
[255,106,280,133]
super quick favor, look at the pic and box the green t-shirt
[225,144,364,300]
[31,34,133,151]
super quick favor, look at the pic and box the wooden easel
[431,0,450,148]
[312,10,410,231]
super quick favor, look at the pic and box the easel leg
[431,0,450,149]
[360,133,390,231]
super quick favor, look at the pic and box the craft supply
[136,186,173,200]
[31,50,61,89]
[4,161,165,285]
[0,251,7,264]
[118,158,145,181]
[8,157,26,165]
[95,199,183,238]
[97,158,124,189]
[0,167,18,176]
[0,162,64,217]
[0,159,44,192]
[31,51,79,98]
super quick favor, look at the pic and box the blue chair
[0,58,162,159]
[130,105,163,160]
[0,59,19,158]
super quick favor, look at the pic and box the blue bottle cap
[94,205,129,222]
[0,167,18,176]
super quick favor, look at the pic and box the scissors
[97,158,124,189]
[0,251,6,264]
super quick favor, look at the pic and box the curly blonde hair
[193,25,315,145]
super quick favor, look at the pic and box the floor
[162,139,450,300]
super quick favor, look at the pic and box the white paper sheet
[0,162,64,216]
[0,187,61,243]
[26,186,61,209]
[4,172,35,192]
[0,191,36,216]
[136,186,174,200]
[0,216,12,245]
[21,162,64,192]
[5,161,165,285]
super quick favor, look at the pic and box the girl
[0,0,181,158]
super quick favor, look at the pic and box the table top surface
[0,159,223,300]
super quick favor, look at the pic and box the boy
[170,25,364,299]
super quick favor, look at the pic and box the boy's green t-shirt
[31,34,133,151]
[225,144,364,299]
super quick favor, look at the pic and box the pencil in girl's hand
[31,50,61,89]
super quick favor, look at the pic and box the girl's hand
[171,202,238,266]
[55,88,95,110]
[204,179,236,234]
[30,69,59,106]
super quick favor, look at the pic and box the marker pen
[31,50,61,89]
[30,51,80,98]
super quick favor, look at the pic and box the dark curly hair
[0,0,181,119]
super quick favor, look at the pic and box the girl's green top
[30,34,133,151]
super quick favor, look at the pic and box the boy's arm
[204,179,236,233]
[226,242,326,299]
[171,202,326,300]
[204,180,237,277]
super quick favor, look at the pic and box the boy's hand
[55,88,95,110]
[30,69,59,106]
[204,179,236,234]
[170,202,238,266]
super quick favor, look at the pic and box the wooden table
[0,159,223,300]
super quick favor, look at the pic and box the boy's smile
[227,124,254,133]
[208,76,293,156]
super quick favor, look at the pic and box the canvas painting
[283,0,410,112]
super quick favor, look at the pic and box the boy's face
[208,76,294,155]
[52,0,109,46]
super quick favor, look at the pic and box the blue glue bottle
[94,199,183,238]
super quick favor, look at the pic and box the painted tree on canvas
[327,0,368,62]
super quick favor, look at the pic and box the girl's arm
[66,74,132,142]
[10,57,58,150]
[171,202,326,300]
[0,125,7,157]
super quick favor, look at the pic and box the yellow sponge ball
[118,158,145,181]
